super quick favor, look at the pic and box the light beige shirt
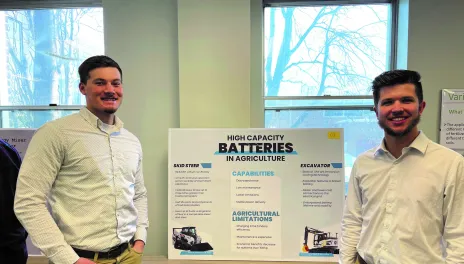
[14,107,149,264]
[340,132,464,264]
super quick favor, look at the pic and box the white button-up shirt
[14,107,149,264]
[340,132,464,263]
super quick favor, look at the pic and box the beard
[378,115,421,137]
[104,109,117,114]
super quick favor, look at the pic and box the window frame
[262,0,398,112]
[0,0,101,10]
[0,0,103,128]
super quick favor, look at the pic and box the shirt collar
[79,107,124,131]
[374,131,429,157]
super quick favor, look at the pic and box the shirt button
[384,217,391,226]
[385,204,393,213]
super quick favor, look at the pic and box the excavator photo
[302,226,339,254]
[172,226,213,251]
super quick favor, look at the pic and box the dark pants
[0,240,28,264]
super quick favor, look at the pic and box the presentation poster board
[439,89,464,154]
[0,128,41,255]
[168,128,345,262]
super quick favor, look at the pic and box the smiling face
[375,83,426,138]
[79,67,123,123]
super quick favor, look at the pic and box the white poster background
[0,128,41,255]
[168,128,345,262]
[439,89,464,154]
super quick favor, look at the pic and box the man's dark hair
[371,70,423,106]
[78,55,122,84]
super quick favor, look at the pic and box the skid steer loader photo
[302,226,339,254]
[172,226,213,251]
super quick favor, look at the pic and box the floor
[27,255,335,264]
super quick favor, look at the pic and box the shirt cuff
[49,245,80,264]
[134,226,148,244]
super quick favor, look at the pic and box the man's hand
[74,258,96,264]
[132,240,145,253]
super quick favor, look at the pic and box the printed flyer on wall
[0,128,36,158]
[168,128,345,262]
[439,89,464,155]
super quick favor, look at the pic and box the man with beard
[14,56,149,264]
[339,70,464,264]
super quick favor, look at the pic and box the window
[0,4,104,128]
[263,1,396,194]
